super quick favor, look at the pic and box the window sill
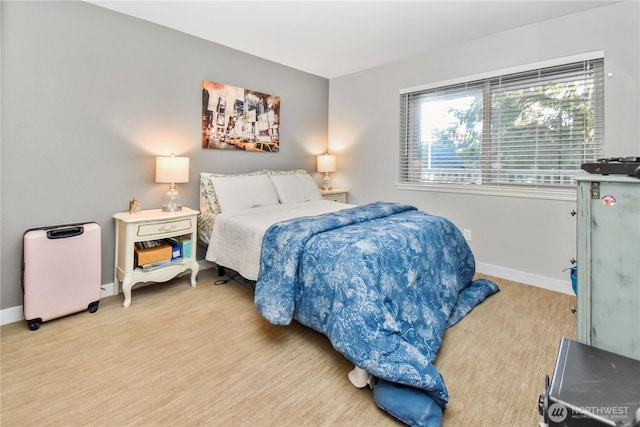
[396,182,576,201]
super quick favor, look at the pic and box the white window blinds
[400,57,604,188]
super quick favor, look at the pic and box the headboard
[197,169,312,246]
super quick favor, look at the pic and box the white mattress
[205,200,354,280]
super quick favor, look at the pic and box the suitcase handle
[47,226,84,239]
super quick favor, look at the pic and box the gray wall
[328,1,640,290]
[1,1,329,309]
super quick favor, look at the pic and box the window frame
[397,51,605,201]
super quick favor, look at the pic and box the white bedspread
[205,200,354,280]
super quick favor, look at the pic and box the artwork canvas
[202,81,280,152]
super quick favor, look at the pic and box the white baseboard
[101,282,114,299]
[198,259,216,271]
[1,305,25,327]
[476,262,573,295]
[1,261,567,326]
[0,283,115,327]
[1,260,217,326]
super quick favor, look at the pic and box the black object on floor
[539,337,640,427]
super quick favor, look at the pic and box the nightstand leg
[190,260,200,287]
[122,274,133,308]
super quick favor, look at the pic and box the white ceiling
[87,1,617,79]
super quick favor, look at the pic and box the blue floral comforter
[255,202,498,407]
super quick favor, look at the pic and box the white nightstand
[320,188,348,203]
[113,207,200,308]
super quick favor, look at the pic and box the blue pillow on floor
[373,379,443,427]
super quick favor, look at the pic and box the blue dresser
[576,175,640,361]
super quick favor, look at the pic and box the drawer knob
[158,224,177,232]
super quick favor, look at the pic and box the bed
[199,169,499,425]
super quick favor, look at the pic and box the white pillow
[211,174,280,212]
[269,173,322,204]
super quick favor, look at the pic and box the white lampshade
[155,155,190,184]
[317,154,336,173]
[155,154,189,212]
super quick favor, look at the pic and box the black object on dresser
[581,157,640,178]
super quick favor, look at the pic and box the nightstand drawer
[320,189,348,203]
[322,193,347,203]
[136,218,193,238]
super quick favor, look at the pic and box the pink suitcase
[22,222,101,330]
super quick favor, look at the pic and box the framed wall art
[202,80,280,152]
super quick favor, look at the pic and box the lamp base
[322,173,332,191]
[161,184,183,212]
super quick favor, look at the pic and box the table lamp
[156,154,189,212]
[317,154,336,190]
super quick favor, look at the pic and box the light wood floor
[1,268,576,426]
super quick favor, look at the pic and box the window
[400,56,604,190]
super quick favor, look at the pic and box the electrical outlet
[463,229,472,242]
